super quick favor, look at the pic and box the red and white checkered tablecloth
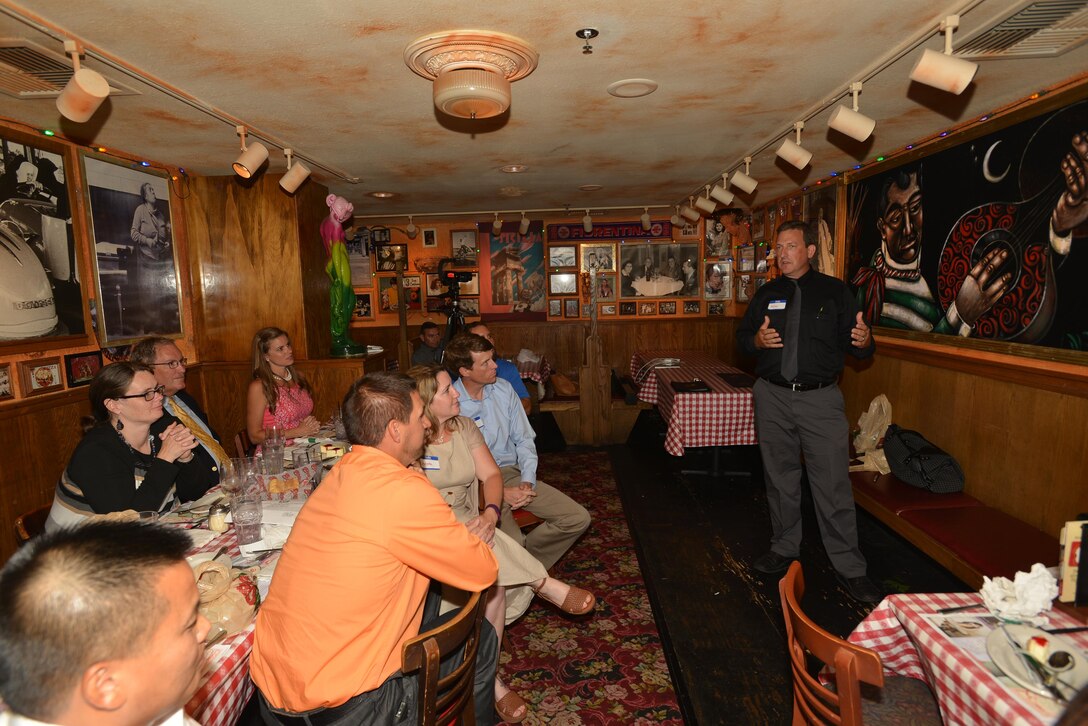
[515,354,553,383]
[185,528,257,726]
[849,592,1088,726]
[630,350,756,456]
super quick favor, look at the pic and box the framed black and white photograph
[82,154,181,344]
[346,235,373,287]
[708,302,725,315]
[548,299,562,317]
[619,301,637,316]
[549,273,577,295]
[451,230,478,266]
[422,228,438,248]
[620,242,699,297]
[704,262,732,300]
[64,350,103,387]
[659,301,677,315]
[638,301,657,316]
[548,245,576,268]
[0,130,89,351]
[352,291,373,319]
[458,297,480,315]
[684,301,701,314]
[375,244,407,272]
[371,228,391,245]
[564,299,579,318]
[0,363,12,401]
[580,243,615,272]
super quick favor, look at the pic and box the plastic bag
[192,560,259,635]
[853,394,891,453]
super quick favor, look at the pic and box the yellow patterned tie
[168,397,230,470]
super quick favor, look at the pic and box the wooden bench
[537,370,649,444]
[850,468,1059,590]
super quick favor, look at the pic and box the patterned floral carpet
[499,450,683,725]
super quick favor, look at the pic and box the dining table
[847,592,1088,725]
[630,349,757,459]
[631,276,683,297]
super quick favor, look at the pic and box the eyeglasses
[150,357,188,369]
[116,385,166,401]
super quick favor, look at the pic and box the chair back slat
[14,504,50,546]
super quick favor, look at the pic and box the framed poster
[0,130,89,352]
[377,276,400,312]
[478,220,545,318]
[548,299,562,317]
[458,272,480,296]
[19,357,63,396]
[375,244,407,272]
[352,291,373,319]
[804,184,838,277]
[0,363,12,401]
[450,230,478,266]
[619,302,637,316]
[580,243,615,272]
[563,299,579,318]
[422,228,438,248]
[83,154,181,344]
[705,218,730,259]
[548,245,576,268]
[64,350,103,387]
[549,273,577,295]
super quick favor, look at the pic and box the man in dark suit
[130,337,227,482]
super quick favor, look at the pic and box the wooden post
[579,325,611,446]
[396,260,410,371]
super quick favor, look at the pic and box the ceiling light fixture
[492,212,503,235]
[640,207,651,232]
[694,185,717,215]
[501,164,528,173]
[606,78,658,98]
[680,197,701,223]
[776,121,813,170]
[405,215,418,239]
[710,174,735,206]
[233,125,268,179]
[828,82,876,142]
[730,156,758,194]
[909,15,978,95]
[56,39,110,123]
[576,28,599,55]
[279,148,311,193]
[519,212,530,235]
[583,210,593,233]
[670,205,682,226]
[404,30,539,120]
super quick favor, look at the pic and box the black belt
[764,378,833,392]
[259,691,368,726]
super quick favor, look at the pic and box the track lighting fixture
[909,15,978,95]
[279,149,311,193]
[233,126,269,179]
[405,215,418,239]
[640,207,651,232]
[519,212,531,235]
[680,197,700,223]
[710,174,734,206]
[828,82,876,142]
[492,212,503,235]
[583,210,593,233]
[730,157,758,194]
[670,206,682,226]
[56,39,109,123]
[776,121,812,170]
[694,185,716,215]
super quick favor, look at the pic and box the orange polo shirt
[250,446,498,712]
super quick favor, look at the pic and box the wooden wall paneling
[0,390,90,561]
[296,179,334,359]
[183,175,308,363]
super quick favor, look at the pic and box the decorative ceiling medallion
[404,30,539,82]
[607,78,659,98]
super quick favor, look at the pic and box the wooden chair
[14,504,50,546]
[401,588,489,726]
[234,429,254,458]
[779,562,940,725]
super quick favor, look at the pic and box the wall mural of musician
[848,98,1088,352]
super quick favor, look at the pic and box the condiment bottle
[208,503,229,533]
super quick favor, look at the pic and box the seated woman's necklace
[114,425,157,457]
[272,368,293,383]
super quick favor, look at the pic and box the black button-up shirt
[736,267,874,384]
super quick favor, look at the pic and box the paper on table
[185,528,220,550]
[238,523,291,554]
[224,499,304,527]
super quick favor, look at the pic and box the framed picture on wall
[549,273,577,295]
[595,274,616,302]
[64,350,103,387]
[353,291,373,319]
[375,244,407,272]
[619,302,637,316]
[458,272,480,296]
[638,302,657,316]
[600,303,617,316]
[751,207,766,241]
[459,297,480,315]
[548,299,562,317]
[0,363,13,401]
[450,230,478,266]
[548,245,576,268]
[564,299,579,318]
[82,154,182,345]
[19,357,63,396]
[684,301,701,314]
[580,243,615,272]
[422,228,438,248]
[346,236,373,287]
[659,301,677,315]
[0,129,89,353]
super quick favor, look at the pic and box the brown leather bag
[551,372,578,397]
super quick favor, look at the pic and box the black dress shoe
[836,573,882,603]
[752,551,795,575]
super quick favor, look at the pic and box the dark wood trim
[0,386,87,419]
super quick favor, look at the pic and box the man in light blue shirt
[446,334,590,569]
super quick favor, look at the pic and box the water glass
[231,495,262,545]
[292,450,311,469]
[219,471,243,498]
[137,510,159,523]
[265,425,286,447]
[230,456,258,479]
[260,444,284,475]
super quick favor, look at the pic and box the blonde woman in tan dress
[408,364,595,724]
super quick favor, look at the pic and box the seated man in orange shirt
[250,372,500,725]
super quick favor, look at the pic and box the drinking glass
[265,425,286,447]
[260,444,284,475]
[137,510,159,523]
[292,450,311,469]
[231,494,262,545]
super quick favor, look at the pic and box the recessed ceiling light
[606,78,658,98]
[579,184,603,192]
[368,191,396,199]
[501,164,528,173]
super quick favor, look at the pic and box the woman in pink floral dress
[246,327,320,446]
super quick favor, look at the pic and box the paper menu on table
[922,612,1001,662]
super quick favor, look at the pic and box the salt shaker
[208,502,229,533]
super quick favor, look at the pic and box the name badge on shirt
[473,416,484,429]
[768,299,787,311]
[420,455,440,471]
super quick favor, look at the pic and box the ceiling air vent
[0,39,139,99]
[955,0,1088,59]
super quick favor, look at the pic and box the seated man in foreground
[445,334,591,570]
[0,522,210,726]
[251,372,499,725]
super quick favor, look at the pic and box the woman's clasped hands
[158,422,199,463]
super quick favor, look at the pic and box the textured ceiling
[0,0,1086,222]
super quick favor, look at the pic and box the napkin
[980,563,1059,624]
[516,348,540,363]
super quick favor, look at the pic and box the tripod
[440,293,467,347]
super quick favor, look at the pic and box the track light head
[583,210,593,233]
[519,212,530,235]
[492,212,502,235]
[406,215,418,239]
[909,15,977,95]
[279,149,312,193]
[233,126,268,178]
[640,207,651,231]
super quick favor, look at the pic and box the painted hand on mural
[953,247,1013,326]
[1052,130,1088,236]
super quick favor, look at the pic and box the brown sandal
[495,689,528,723]
[532,577,596,616]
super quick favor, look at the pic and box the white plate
[986,624,1088,699]
[367,345,384,354]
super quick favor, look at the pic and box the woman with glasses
[246,327,320,447]
[45,362,216,531]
